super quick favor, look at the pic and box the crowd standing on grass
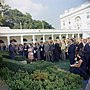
[0,38,90,80]
[0,39,67,62]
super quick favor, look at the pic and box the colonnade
[5,33,80,45]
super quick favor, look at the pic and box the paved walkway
[85,79,90,90]
[0,79,10,90]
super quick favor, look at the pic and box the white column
[32,35,35,43]
[59,34,61,40]
[1,12,4,17]
[52,34,54,41]
[7,36,10,46]
[43,35,45,42]
[21,36,23,44]
[78,34,79,39]
[72,34,74,38]
[66,34,68,39]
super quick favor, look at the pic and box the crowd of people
[0,38,90,81]
[7,39,67,62]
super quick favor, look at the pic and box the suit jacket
[9,44,15,54]
[44,44,50,52]
[68,44,76,55]
[77,42,83,52]
[23,45,28,52]
[39,45,44,52]
[84,43,90,60]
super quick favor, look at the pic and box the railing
[0,27,90,35]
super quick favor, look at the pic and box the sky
[4,0,87,29]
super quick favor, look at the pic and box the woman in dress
[28,44,34,63]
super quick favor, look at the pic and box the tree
[0,14,5,26]
[1,5,54,29]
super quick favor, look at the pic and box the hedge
[0,67,82,90]
[2,54,27,61]
[0,58,55,73]
[0,50,83,90]
[0,56,3,63]
[0,58,83,90]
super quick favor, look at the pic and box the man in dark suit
[84,38,90,73]
[9,40,15,60]
[39,42,44,60]
[77,39,87,57]
[68,39,76,65]
[49,41,55,62]
[23,43,28,58]
[53,40,61,62]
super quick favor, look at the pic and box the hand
[70,64,74,67]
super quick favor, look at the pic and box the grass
[0,50,70,71]
[55,60,70,71]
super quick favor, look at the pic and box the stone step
[0,79,11,90]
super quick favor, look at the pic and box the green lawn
[55,60,70,71]
[0,50,70,71]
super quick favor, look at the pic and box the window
[87,15,90,19]
[68,19,71,24]
[87,23,90,28]
[75,16,81,29]
[23,38,27,42]
[69,26,71,29]
[56,37,59,39]
[86,12,90,19]
[49,37,52,40]
[75,16,81,22]
[0,40,4,43]
[41,37,43,40]
[35,39,37,41]
[78,27,80,29]
[63,21,65,26]
[69,21,71,24]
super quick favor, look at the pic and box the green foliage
[0,56,3,63]
[15,55,27,61]
[1,52,27,61]
[31,70,49,81]
[0,59,55,73]
[1,5,54,29]
[0,14,5,26]
[0,50,9,55]
[0,51,83,90]
[2,54,10,59]
[0,67,82,90]
[0,50,5,63]
[55,60,70,71]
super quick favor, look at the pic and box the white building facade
[60,2,90,30]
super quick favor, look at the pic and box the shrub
[0,50,9,56]
[0,67,83,90]
[0,59,55,73]
[15,55,27,61]
[0,56,3,63]
[0,51,83,90]
[2,55,10,59]
[2,54,27,61]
